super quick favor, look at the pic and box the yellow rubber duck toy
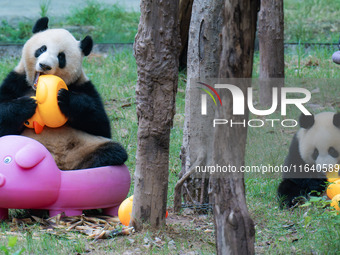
[24,75,68,134]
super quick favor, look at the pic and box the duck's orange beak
[33,121,44,134]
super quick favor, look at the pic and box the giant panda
[277,112,340,208]
[0,17,127,170]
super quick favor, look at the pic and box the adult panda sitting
[0,17,127,170]
[278,112,340,208]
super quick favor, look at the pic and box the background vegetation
[0,1,140,43]
[0,0,339,254]
[284,0,340,43]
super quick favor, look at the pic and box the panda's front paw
[15,96,37,120]
[58,89,70,116]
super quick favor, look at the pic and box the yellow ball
[117,195,168,226]
[331,194,340,211]
[118,195,134,226]
[326,180,340,199]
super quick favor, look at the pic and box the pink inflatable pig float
[0,135,130,220]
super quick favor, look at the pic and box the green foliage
[66,1,140,43]
[300,196,332,210]
[81,49,138,185]
[0,0,339,254]
[0,237,25,255]
[0,20,31,43]
[0,1,139,43]
[39,0,51,17]
[249,45,340,254]
[168,71,186,205]
[1,0,338,44]
[284,0,340,43]
[0,41,338,255]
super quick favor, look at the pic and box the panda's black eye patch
[328,147,339,158]
[34,45,47,58]
[58,52,66,69]
[312,148,319,160]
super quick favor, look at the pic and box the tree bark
[209,0,259,254]
[131,0,180,230]
[179,0,194,69]
[174,0,224,212]
[258,0,284,106]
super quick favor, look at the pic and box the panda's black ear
[32,17,49,33]
[299,113,314,129]
[333,113,340,128]
[80,36,93,56]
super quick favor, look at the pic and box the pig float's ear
[15,144,46,169]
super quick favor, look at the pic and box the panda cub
[0,17,127,170]
[278,112,340,208]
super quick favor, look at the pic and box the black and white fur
[0,17,127,170]
[278,112,340,208]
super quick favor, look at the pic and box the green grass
[1,45,337,254]
[66,1,139,43]
[284,0,340,43]
[82,49,139,196]
[248,45,340,254]
[0,20,32,44]
[0,51,208,254]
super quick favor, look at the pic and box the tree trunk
[179,0,194,69]
[131,0,180,230]
[174,0,224,212]
[209,0,259,254]
[258,0,284,106]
